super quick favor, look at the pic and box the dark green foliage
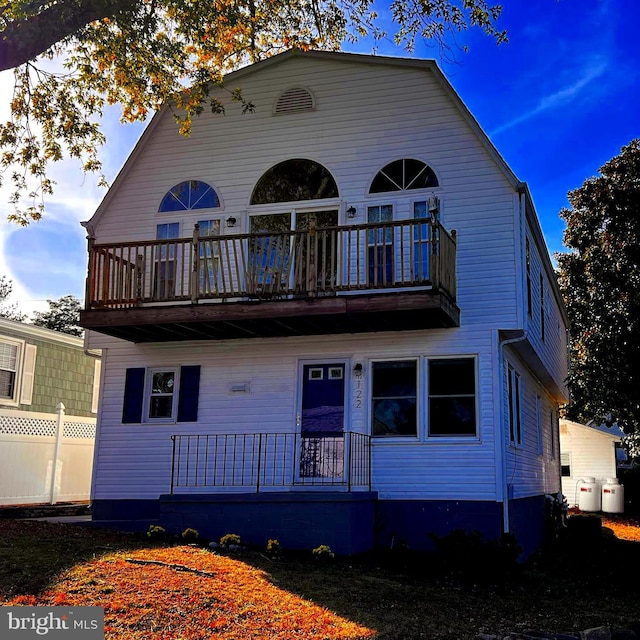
[0,276,27,322]
[32,295,83,336]
[557,139,640,435]
[429,529,522,585]
[619,466,640,514]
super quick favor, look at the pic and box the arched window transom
[159,180,220,212]
[369,159,438,194]
[251,159,339,205]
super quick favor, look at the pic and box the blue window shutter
[177,365,200,422]
[122,368,145,423]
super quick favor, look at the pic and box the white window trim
[143,367,179,423]
[0,336,26,407]
[425,355,480,441]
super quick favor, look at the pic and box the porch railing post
[170,435,177,494]
[191,223,200,303]
[346,432,353,492]
[308,217,317,297]
[85,237,94,309]
[256,433,263,493]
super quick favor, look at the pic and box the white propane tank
[577,476,601,512]
[601,477,624,514]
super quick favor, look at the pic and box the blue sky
[0,0,638,315]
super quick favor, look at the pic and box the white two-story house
[80,49,568,556]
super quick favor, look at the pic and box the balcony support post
[191,223,200,304]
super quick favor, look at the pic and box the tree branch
[0,0,136,72]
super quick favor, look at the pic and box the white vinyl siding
[503,348,561,499]
[91,329,499,501]
[559,419,620,507]
[92,57,520,331]
[86,54,564,507]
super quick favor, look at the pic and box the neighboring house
[79,50,569,556]
[0,317,100,505]
[559,418,622,507]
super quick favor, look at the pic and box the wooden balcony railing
[170,432,372,493]
[85,219,456,309]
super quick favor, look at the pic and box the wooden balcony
[79,219,459,342]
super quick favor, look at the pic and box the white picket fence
[0,405,96,506]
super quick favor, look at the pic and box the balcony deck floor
[80,290,459,342]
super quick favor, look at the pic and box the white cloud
[490,58,608,137]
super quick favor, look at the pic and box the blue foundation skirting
[91,494,547,556]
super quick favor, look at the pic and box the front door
[299,363,346,480]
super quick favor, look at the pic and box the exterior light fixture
[353,363,363,377]
[346,206,357,219]
[226,216,237,228]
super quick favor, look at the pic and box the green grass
[1,518,640,639]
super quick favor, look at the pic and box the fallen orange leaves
[601,513,640,542]
[3,545,375,640]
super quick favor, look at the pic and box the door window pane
[413,201,430,280]
[372,361,417,436]
[198,219,221,294]
[154,223,180,299]
[367,205,394,285]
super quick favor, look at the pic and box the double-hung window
[0,338,36,407]
[122,365,200,424]
[428,358,477,437]
[0,339,19,403]
[371,360,417,436]
[148,369,177,420]
[508,365,522,445]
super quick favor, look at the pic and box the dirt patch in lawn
[1,518,640,639]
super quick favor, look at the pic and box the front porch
[170,432,372,494]
[80,219,459,342]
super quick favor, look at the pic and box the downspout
[498,329,528,534]
[498,186,529,534]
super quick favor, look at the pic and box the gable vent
[275,87,314,114]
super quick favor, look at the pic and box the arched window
[369,159,438,194]
[159,180,220,212]
[251,159,339,205]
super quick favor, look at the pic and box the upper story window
[251,159,338,205]
[370,159,438,194]
[159,181,220,212]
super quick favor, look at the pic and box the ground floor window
[428,358,477,437]
[0,339,19,402]
[371,360,417,436]
[560,452,571,477]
